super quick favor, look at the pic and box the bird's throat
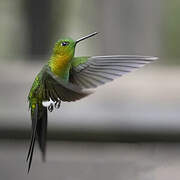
[49,54,72,81]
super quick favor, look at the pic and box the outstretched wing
[70,55,157,89]
[41,65,92,102]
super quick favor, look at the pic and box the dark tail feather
[26,104,38,173]
[36,106,47,162]
[26,104,48,173]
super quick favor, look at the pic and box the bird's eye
[61,41,69,46]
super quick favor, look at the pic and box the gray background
[0,0,180,179]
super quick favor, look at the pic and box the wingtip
[147,56,159,61]
[82,88,95,94]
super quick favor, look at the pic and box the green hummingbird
[27,32,157,172]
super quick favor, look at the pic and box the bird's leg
[55,100,61,109]
[48,103,54,112]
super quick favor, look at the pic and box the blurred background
[1,0,180,179]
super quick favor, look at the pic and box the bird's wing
[70,55,157,89]
[41,65,92,102]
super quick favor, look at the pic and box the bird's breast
[49,54,72,80]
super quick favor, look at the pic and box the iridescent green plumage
[27,32,157,172]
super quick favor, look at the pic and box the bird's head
[53,32,98,59]
[53,38,75,58]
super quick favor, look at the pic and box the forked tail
[26,103,47,173]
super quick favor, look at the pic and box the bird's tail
[26,103,47,173]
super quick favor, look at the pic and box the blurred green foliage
[162,0,180,60]
[1,0,180,64]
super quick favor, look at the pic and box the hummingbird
[27,32,157,172]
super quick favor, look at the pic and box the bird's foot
[48,103,54,112]
[55,101,61,109]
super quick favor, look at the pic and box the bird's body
[27,32,157,172]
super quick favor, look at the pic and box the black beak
[75,32,98,44]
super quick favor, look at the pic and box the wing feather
[41,66,92,102]
[70,55,157,89]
